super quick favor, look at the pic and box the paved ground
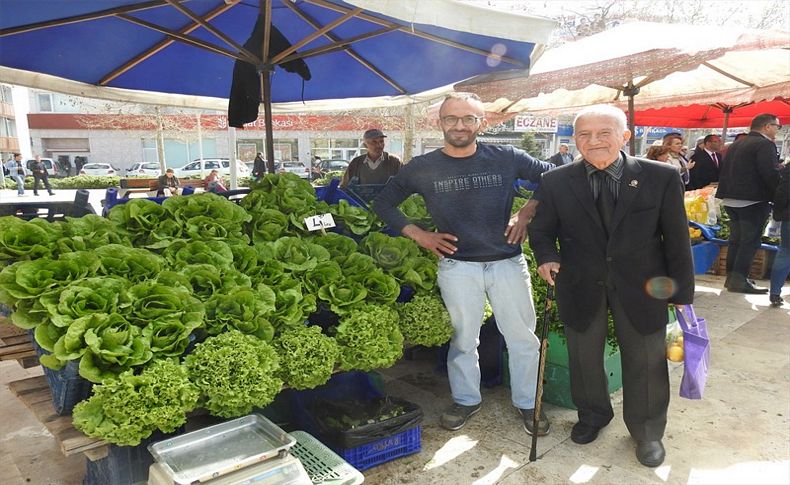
[1,189,788,484]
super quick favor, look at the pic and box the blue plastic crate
[27,329,93,415]
[335,425,421,472]
[315,179,365,208]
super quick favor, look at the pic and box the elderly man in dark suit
[549,143,573,166]
[529,104,694,468]
[717,113,781,293]
[688,134,722,189]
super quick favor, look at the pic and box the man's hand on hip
[402,224,458,259]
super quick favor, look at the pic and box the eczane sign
[514,115,558,133]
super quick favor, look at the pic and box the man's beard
[444,128,478,148]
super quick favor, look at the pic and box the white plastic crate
[290,431,364,485]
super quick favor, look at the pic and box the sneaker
[440,402,481,430]
[770,294,784,308]
[518,407,550,436]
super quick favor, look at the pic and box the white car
[126,162,161,177]
[276,161,310,179]
[80,163,120,176]
[174,158,250,178]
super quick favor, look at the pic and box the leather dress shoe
[636,440,665,467]
[727,282,768,294]
[570,422,602,444]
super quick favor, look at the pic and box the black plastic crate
[27,329,93,415]
[0,190,94,221]
[83,430,181,485]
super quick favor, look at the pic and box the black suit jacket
[529,154,694,335]
[688,150,720,189]
[717,131,780,201]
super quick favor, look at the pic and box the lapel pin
[629,179,639,188]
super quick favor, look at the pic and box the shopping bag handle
[674,304,698,331]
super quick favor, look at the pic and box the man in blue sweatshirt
[373,92,554,435]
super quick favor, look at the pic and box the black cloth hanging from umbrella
[228,14,311,128]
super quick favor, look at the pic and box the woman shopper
[769,162,790,307]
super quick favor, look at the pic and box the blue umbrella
[0,0,554,168]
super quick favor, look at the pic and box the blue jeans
[437,255,540,409]
[770,221,790,296]
[724,203,771,280]
[11,174,25,194]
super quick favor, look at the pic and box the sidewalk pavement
[0,246,787,483]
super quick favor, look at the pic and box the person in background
[252,152,266,180]
[340,129,402,189]
[721,132,749,159]
[688,134,723,190]
[549,143,574,166]
[662,133,694,187]
[30,155,55,196]
[717,113,781,294]
[5,153,27,196]
[157,168,180,197]
[373,92,554,437]
[769,161,789,307]
[645,145,671,163]
[204,169,227,193]
[529,104,694,468]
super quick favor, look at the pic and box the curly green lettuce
[185,330,282,418]
[334,303,403,371]
[73,359,199,446]
[398,294,454,347]
[274,325,339,390]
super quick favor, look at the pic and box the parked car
[317,159,349,173]
[174,158,250,178]
[80,163,120,176]
[25,158,67,177]
[276,161,310,179]
[126,162,162,177]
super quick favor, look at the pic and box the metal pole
[261,68,276,174]
[623,84,640,156]
[722,107,732,140]
[227,126,238,189]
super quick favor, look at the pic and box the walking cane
[529,271,556,462]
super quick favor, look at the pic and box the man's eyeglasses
[441,115,483,127]
[770,122,782,129]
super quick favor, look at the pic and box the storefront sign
[513,116,558,133]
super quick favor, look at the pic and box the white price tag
[304,213,336,231]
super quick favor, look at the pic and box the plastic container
[0,190,95,221]
[315,179,364,208]
[27,329,93,415]
[334,425,421,472]
[289,431,364,485]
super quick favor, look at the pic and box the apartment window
[0,85,12,103]
[0,117,16,137]
[38,93,54,112]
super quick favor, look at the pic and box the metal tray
[148,414,296,484]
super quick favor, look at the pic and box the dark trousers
[724,203,771,281]
[33,173,53,194]
[565,290,669,441]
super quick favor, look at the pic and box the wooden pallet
[8,376,108,461]
[0,322,38,368]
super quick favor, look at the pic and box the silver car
[126,162,161,177]
[80,163,120,176]
[174,158,250,178]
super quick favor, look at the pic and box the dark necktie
[595,171,615,236]
[712,152,719,167]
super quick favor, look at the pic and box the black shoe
[49,191,55,196]
[570,422,602,444]
[770,294,784,307]
[725,274,758,289]
[727,282,769,294]
[518,407,550,436]
[636,440,665,467]
[440,402,481,431]
[33,192,39,196]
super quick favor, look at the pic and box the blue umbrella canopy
[0,0,553,166]
[0,0,552,102]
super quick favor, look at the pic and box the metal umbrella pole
[529,271,556,462]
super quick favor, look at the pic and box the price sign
[304,213,336,231]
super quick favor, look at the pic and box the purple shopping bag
[675,305,710,399]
